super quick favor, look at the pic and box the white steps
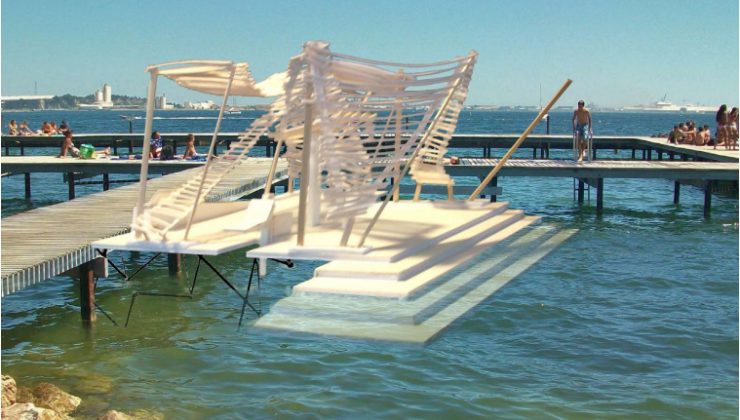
[294,215,537,298]
[252,226,577,345]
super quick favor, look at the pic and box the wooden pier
[3,133,738,162]
[1,158,288,297]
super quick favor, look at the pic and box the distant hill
[1,94,147,110]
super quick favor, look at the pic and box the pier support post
[532,147,537,159]
[596,178,604,213]
[68,172,76,200]
[79,261,96,322]
[704,180,713,218]
[669,152,674,161]
[658,150,663,160]
[647,148,652,161]
[577,179,585,204]
[24,173,31,199]
[490,177,498,203]
[631,148,636,159]
[673,181,680,204]
[168,253,181,274]
[592,147,597,160]
[103,174,110,191]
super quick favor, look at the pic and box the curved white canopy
[152,61,286,97]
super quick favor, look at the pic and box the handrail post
[133,70,159,232]
[261,138,285,199]
[468,79,572,201]
[296,82,314,246]
[184,65,236,240]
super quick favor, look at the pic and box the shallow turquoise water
[1,111,738,419]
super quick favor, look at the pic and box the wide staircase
[131,113,278,241]
[251,202,577,345]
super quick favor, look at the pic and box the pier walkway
[4,133,738,162]
[1,158,287,297]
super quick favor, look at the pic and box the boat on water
[225,107,241,114]
[623,95,717,113]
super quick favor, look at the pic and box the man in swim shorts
[572,100,592,162]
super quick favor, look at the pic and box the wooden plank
[0,159,287,296]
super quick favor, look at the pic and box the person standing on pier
[572,100,592,162]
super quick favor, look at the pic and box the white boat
[623,95,717,113]
[225,107,241,114]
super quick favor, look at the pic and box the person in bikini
[729,107,738,150]
[19,121,34,136]
[715,105,729,150]
[572,100,592,162]
[8,120,18,135]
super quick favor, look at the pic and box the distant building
[80,84,114,109]
[184,100,192,109]
[103,84,112,103]
[155,94,173,110]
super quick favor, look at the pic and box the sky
[1,0,738,107]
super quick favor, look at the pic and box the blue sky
[2,0,738,107]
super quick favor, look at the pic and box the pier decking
[1,158,287,296]
[4,133,738,162]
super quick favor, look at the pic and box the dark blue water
[1,110,737,419]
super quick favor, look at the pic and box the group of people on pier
[7,119,70,136]
[665,106,738,150]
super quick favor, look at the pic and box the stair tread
[315,209,524,279]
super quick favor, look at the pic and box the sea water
[1,110,737,419]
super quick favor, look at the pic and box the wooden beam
[79,261,96,322]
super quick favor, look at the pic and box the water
[1,110,738,419]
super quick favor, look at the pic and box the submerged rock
[98,411,135,420]
[98,410,164,420]
[2,375,17,410]
[13,383,80,415]
[2,402,73,420]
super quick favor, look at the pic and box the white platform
[251,226,577,345]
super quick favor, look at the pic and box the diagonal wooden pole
[468,79,572,201]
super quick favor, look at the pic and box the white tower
[95,89,103,103]
[103,84,112,103]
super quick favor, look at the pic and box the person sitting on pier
[40,121,53,136]
[694,127,707,146]
[58,120,70,134]
[57,130,80,158]
[150,131,163,158]
[183,133,199,159]
[8,119,18,135]
[19,121,34,136]
[667,125,685,144]
[679,123,696,145]
[572,100,592,162]
[49,121,59,134]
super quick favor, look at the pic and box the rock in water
[2,375,17,410]
[3,402,74,420]
[98,411,135,420]
[25,383,81,415]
